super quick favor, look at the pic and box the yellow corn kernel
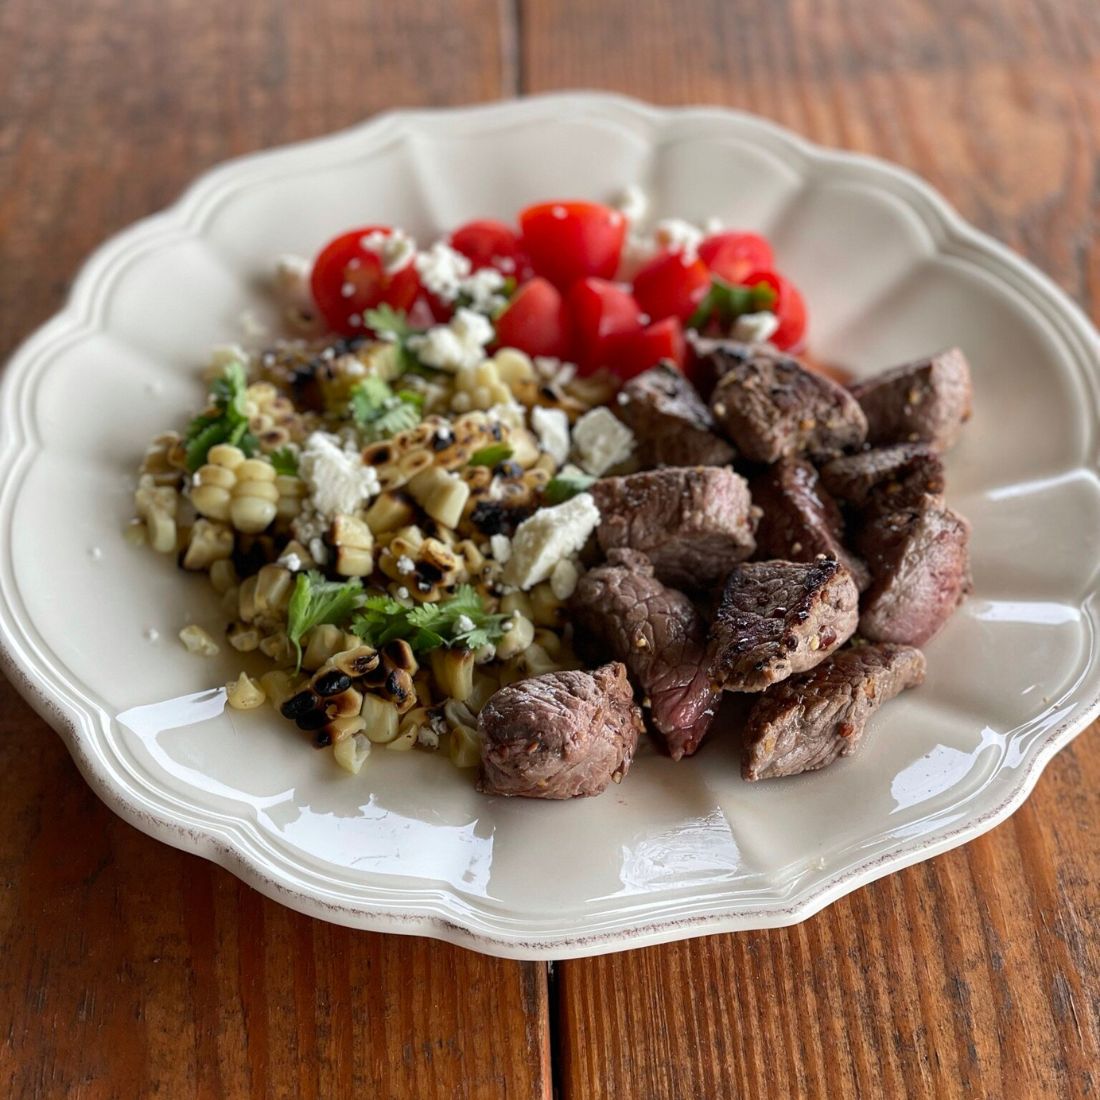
[365,491,415,536]
[259,669,304,711]
[258,631,295,666]
[237,574,259,622]
[226,622,261,652]
[226,672,266,710]
[495,612,534,660]
[328,714,367,743]
[406,467,470,529]
[499,591,534,620]
[361,694,400,744]
[207,443,246,469]
[209,557,239,595]
[529,582,564,627]
[448,723,482,769]
[236,458,276,483]
[520,642,559,678]
[333,732,372,774]
[254,564,293,615]
[388,707,428,752]
[182,519,234,571]
[430,647,475,702]
[467,669,500,714]
[302,623,345,672]
[179,624,220,657]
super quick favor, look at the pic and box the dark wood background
[2,1,1098,1096]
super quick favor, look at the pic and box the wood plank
[522,0,1100,1095]
[0,2,550,1098]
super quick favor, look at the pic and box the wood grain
[2,0,1099,1096]
[525,0,1100,1096]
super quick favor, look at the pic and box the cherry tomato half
[698,231,774,284]
[494,277,573,359]
[567,278,643,374]
[519,201,626,289]
[743,269,807,352]
[449,219,532,281]
[631,250,712,323]
[310,227,421,336]
[616,317,686,378]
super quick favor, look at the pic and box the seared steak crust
[591,466,756,590]
[848,347,972,452]
[616,363,737,468]
[571,549,720,760]
[820,443,945,519]
[477,663,643,799]
[742,643,927,781]
[709,559,860,692]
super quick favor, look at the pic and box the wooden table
[2,1,1098,1095]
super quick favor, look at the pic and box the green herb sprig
[543,472,597,504]
[286,571,365,670]
[687,276,778,333]
[183,361,258,471]
[353,584,508,654]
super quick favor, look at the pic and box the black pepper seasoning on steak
[848,347,972,452]
[477,663,643,799]
[590,466,756,591]
[856,497,972,647]
[704,344,868,462]
[570,549,720,760]
[742,643,927,780]
[709,559,860,692]
[615,363,737,468]
[819,443,946,520]
[750,459,871,590]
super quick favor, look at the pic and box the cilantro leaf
[352,584,507,654]
[183,360,258,471]
[468,443,514,467]
[348,375,423,442]
[269,447,299,476]
[543,473,597,504]
[687,276,778,332]
[286,571,365,671]
[363,306,436,375]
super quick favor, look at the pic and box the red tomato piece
[631,251,712,323]
[743,269,807,351]
[698,231,774,284]
[310,227,420,336]
[518,201,626,288]
[616,317,686,378]
[494,277,573,359]
[449,219,532,280]
[567,278,643,373]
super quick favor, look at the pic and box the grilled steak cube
[848,347,972,452]
[477,662,643,799]
[591,466,756,590]
[704,343,868,462]
[571,549,720,760]
[750,459,870,590]
[742,643,926,781]
[819,443,945,519]
[615,363,737,468]
[709,559,860,692]
[856,497,971,646]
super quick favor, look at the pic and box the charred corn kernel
[499,591,533,620]
[209,558,239,595]
[302,624,345,672]
[254,564,293,615]
[140,431,186,486]
[361,694,400,743]
[495,612,534,660]
[274,474,306,523]
[383,639,419,676]
[323,686,364,720]
[467,669,501,714]
[333,732,372,774]
[208,443,246,469]
[227,622,261,652]
[238,574,259,622]
[388,708,426,752]
[365,491,415,536]
[406,467,470,529]
[331,645,380,679]
[258,630,295,666]
[330,514,374,578]
[430,647,475,702]
[529,582,564,627]
[182,519,234,570]
[259,669,303,711]
[179,624,220,657]
[520,642,559,678]
[566,371,618,411]
[135,475,179,553]
[448,723,482,769]
[226,672,266,710]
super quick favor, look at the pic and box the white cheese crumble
[396,555,415,575]
[272,254,316,324]
[733,311,780,344]
[550,558,580,601]
[361,228,416,274]
[530,406,571,466]
[414,241,471,301]
[654,218,704,260]
[461,266,508,313]
[454,614,476,634]
[533,356,577,386]
[571,407,636,476]
[277,551,303,572]
[298,432,380,521]
[613,184,649,224]
[408,308,494,372]
[503,493,601,590]
[489,534,512,563]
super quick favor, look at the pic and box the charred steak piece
[703,343,868,462]
[856,497,971,647]
[848,347,972,452]
[571,549,720,760]
[709,559,860,692]
[750,459,870,590]
[477,662,644,799]
[742,643,927,781]
[819,443,945,519]
[591,466,756,590]
[615,363,737,468]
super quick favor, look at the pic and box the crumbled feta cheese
[144,626,160,643]
[614,184,649,224]
[416,726,440,749]
[396,555,415,575]
[454,614,476,634]
[414,241,472,301]
[298,432,380,521]
[277,551,303,572]
[733,310,780,344]
[396,586,410,600]
[461,266,508,313]
[503,493,601,590]
[408,308,494,372]
[309,537,329,565]
[654,218,704,260]
[550,558,580,601]
[530,406,571,466]
[557,462,587,480]
[361,228,416,274]
[489,534,512,563]
[571,407,636,476]
[533,357,577,385]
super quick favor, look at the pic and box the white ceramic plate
[2,93,1098,960]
